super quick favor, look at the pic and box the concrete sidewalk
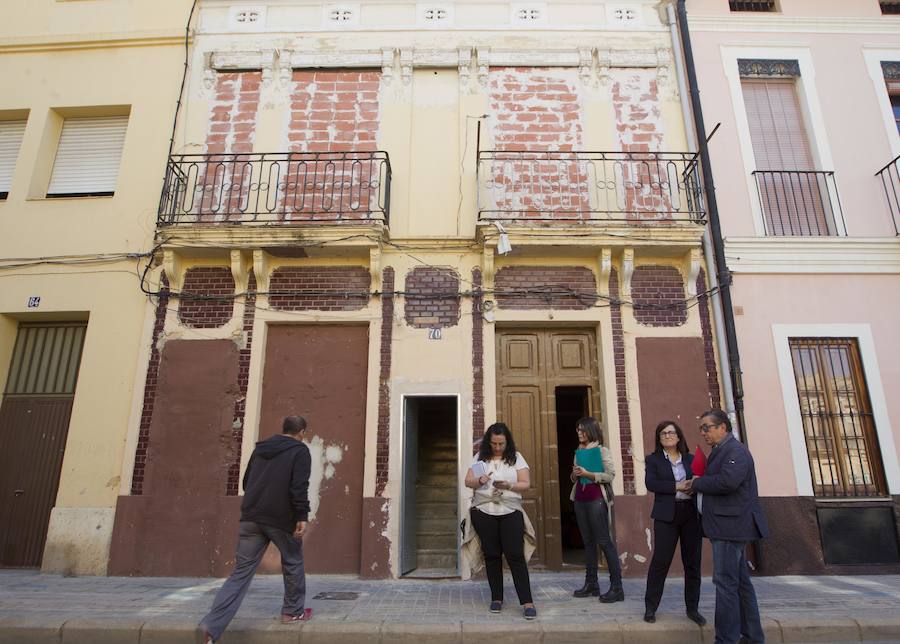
[1,570,898,643]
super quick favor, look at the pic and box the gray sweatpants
[199,521,306,641]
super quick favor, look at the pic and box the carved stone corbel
[686,247,702,297]
[621,248,635,298]
[163,250,183,292]
[370,247,382,293]
[202,51,217,94]
[579,48,594,86]
[476,48,490,89]
[260,50,276,88]
[400,49,413,86]
[458,47,473,93]
[596,49,611,88]
[381,48,395,85]
[231,250,250,294]
[252,250,271,294]
[598,248,612,297]
[277,49,294,89]
[656,47,672,94]
[482,244,496,293]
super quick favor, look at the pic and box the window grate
[729,0,775,11]
[789,338,887,498]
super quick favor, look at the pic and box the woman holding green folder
[570,416,623,602]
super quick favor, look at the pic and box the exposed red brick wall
[375,267,394,497]
[494,266,596,310]
[289,70,380,153]
[631,265,687,327]
[283,70,382,220]
[207,71,261,155]
[472,268,484,441]
[201,72,261,220]
[611,70,671,218]
[177,267,236,328]
[226,271,256,496]
[404,267,460,328]
[697,269,722,410]
[268,266,370,311]
[131,273,170,496]
[487,68,588,217]
[490,68,582,151]
[610,268,635,495]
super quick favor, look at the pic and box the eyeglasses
[659,430,678,437]
[699,422,722,433]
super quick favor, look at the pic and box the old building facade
[102,0,724,578]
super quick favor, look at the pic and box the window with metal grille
[729,0,776,11]
[882,1,900,15]
[789,338,887,498]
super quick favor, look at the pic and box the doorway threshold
[400,568,460,580]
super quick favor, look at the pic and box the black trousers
[644,500,702,612]
[471,507,533,605]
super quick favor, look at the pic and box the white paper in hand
[471,461,491,488]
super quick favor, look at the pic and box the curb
[1,616,899,643]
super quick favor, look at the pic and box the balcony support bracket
[253,250,271,294]
[163,250,183,292]
[621,248,635,298]
[231,250,250,295]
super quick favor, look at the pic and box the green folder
[575,446,604,485]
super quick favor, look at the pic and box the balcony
[876,155,900,236]
[157,151,391,226]
[752,170,846,237]
[476,151,704,224]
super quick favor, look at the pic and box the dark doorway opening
[556,386,590,566]
[401,396,459,577]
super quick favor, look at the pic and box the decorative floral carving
[738,58,801,78]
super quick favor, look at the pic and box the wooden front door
[495,328,601,569]
[0,323,86,567]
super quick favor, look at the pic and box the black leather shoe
[643,608,656,623]
[598,586,624,603]
[573,580,600,598]
[686,609,707,626]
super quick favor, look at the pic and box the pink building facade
[686,0,900,572]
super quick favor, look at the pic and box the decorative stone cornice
[725,237,900,274]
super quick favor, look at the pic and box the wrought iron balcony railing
[476,151,705,223]
[753,170,846,237]
[157,151,391,226]
[876,154,900,236]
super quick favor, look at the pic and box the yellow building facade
[0,0,194,574]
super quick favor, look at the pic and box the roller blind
[47,116,128,196]
[0,120,27,197]
[741,79,813,170]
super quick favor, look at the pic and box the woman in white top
[464,422,537,620]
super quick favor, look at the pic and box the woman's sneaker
[523,606,538,620]
[489,600,502,613]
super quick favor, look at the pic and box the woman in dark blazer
[642,420,705,626]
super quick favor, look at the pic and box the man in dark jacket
[687,409,768,644]
[197,416,313,644]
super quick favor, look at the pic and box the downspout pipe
[672,0,748,441]
[665,3,736,431]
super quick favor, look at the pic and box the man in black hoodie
[197,416,313,644]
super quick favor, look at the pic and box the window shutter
[47,116,128,196]
[0,120,27,196]
[886,80,900,95]
[741,79,813,170]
